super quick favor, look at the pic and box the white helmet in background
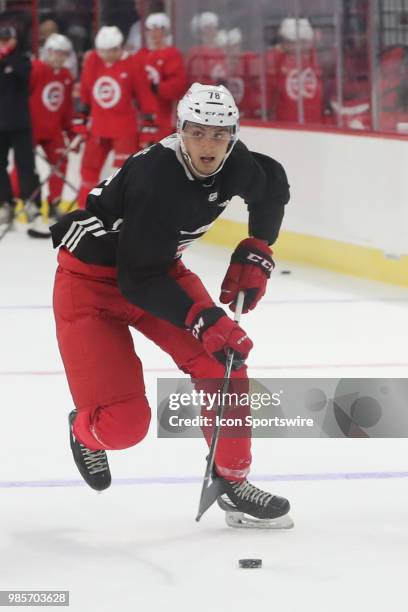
[299,18,314,41]
[191,11,219,34]
[145,12,170,30]
[216,29,228,48]
[279,17,314,42]
[45,33,73,53]
[177,83,240,177]
[228,27,242,46]
[198,11,219,29]
[95,26,124,50]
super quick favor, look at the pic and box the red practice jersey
[29,59,73,142]
[265,46,323,123]
[80,50,156,139]
[226,51,263,120]
[186,46,227,87]
[134,46,186,137]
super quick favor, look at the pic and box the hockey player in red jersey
[265,18,323,124]
[224,28,263,120]
[134,12,186,145]
[51,83,291,527]
[28,34,73,225]
[76,26,157,208]
[186,11,227,87]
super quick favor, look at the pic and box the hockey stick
[35,143,81,195]
[25,135,83,207]
[0,219,12,242]
[195,290,246,522]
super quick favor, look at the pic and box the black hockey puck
[239,559,262,569]
[280,270,291,274]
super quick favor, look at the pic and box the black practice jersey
[51,135,290,327]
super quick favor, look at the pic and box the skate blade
[27,228,51,238]
[225,511,294,529]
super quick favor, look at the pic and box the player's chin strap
[178,131,238,180]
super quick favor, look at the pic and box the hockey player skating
[51,83,292,527]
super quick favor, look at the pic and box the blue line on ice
[1,471,408,489]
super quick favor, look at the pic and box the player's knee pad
[75,396,151,450]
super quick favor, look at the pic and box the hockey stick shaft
[196,290,246,521]
[26,136,83,205]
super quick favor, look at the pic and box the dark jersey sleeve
[114,153,195,327]
[234,143,290,245]
[1,51,31,81]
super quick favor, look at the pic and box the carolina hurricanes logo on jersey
[42,81,65,112]
[286,67,317,100]
[92,76,121,108]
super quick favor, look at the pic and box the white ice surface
[0,231,408,612]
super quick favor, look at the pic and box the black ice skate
[69,410,111,491]
[217,477,294,529]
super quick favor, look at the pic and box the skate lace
[81,447,109,475]
[231,480,274,507]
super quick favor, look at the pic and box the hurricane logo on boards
[42,82,65,112]
[93,76,121,108]
[286,67,317,100]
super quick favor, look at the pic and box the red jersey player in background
[224,28,263,120]
[134,12,186,146]
[76,26,157,208]
[265,18,323,124]
[29,34,73,223]
[10,33,73,236]
[186,11,227,87]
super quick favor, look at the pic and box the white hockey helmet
[198,11,219,29]
[45,33,73,53]
[299,18,314,42]
[191,11,219,35]
[145,12,170,30]
[177,82,239,131]
[216,29,228,48]
[228,27,242,46]
[177,83,240,177]
[95,26,124,50]
[279,17,314,42]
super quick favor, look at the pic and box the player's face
[47,49,69,69]
[98,47,122,64]
[182,123,232,176]
[0,37,16,52]
[147,27,166,49]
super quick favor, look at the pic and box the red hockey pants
[53,249,251,481]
